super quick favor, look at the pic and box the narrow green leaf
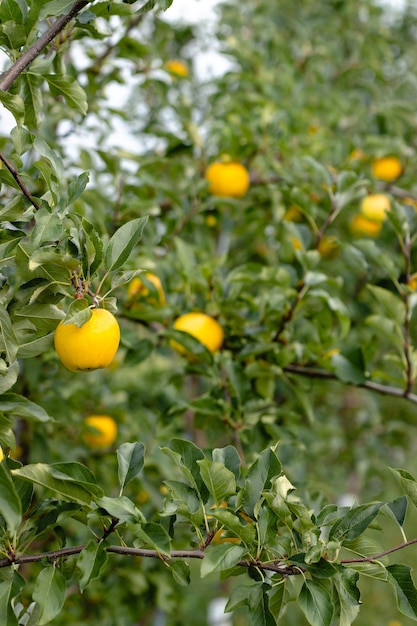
[387,564,417,620]
[197,458,236,505]
[117,442,145,491]
[0,462,22,535]
[77,541,108,592]
[0,305,18,365]
[299,580,333,626]
[104,216,148,272]
[32,565,66,625]
[328,502,383,542]
[237,445,282,516]
[268,583,285,621]
[201,543,246,577]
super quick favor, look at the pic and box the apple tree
[2,0,417,624]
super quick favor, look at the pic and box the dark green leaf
[387,564,417,620]
[201,543,246,577]
[0,462,22,535]
[225,583,276,626]
[133,522,171,555]
[329,503,383,542]
[0,571,25,626]
[237,445,281,516]
[299,580,333,626]
[77,541,108,592]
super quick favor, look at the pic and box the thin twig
[0,1,90,92]
[0,153,40,210]
[283,363,417,404]
[341,537,417,564]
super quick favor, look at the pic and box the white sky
[0,0,409,151]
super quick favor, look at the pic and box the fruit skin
[205,161,250,198]
[360,193,390,222]
[83,415,117,448]
[164,59,189,77]
[127,273,165,305]
[350,214,382,237]
[54,308,120,372]
[371,156,402,181]
[172,312,224,355]
[0,446,3,462]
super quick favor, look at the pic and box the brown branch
[283,363,417,404]
[0,153,40,210]
[0,543,299,576]
[341,537,417,564]
[0,1,90,92]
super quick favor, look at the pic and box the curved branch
[0,153,40,210]
[283,363,417,404]
[0,0,90,92]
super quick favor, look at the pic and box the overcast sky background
[0,0,410,154]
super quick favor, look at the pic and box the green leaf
[237,445,282,516]
[331,349,366,385]
[97,495,145,523]
[299,580,333,626]
[45,74,88,115]
[200,543,246,577]
[0,462,22,535]
[40,0,83,18]
[0,361,20,395]
[333,568,361,626]
[0,571,25,626]
[77,541,108,592]
[387,564,417,620]
[268,583,285,621]
[162,438,207,497]
[390,468,417,509]
[0,305,18,365]
[212,446,241,480]
[22,72,43,129]
[197,458,236,505]
[31,207,63,248]
[0,393,52,422]
[328,502,383,542]
[12,462,103,505]
[225,583,277,626]
[0,91,25,125]
[169,560,190,586]
[210,508,256,544]
[133,522,171,555]
[117,442,145,492]
[32,565,66,625]
[387,495,408,527]
[104,216,148,272]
